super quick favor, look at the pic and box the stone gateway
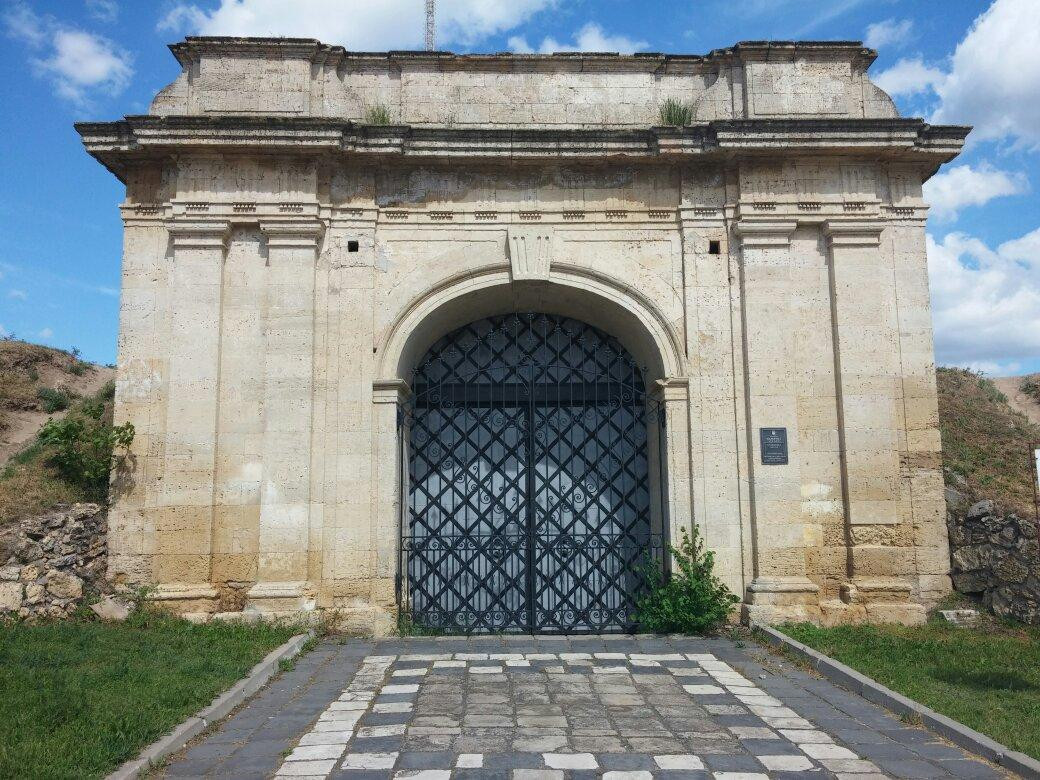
[77,37,968,634]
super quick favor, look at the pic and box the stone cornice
[823,220,886,248]
[260,219,325,250]
[733,220,798,249]
[168,36,876,71]
[77,117,969,182]
[166,219,230,250]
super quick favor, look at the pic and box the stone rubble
[946,499,1040,625]
[0,503,122,621]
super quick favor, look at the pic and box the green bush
[38,402,134,501]
[636,525,739,634]
[1022,378,1040,405]
[36,387,71,413]
[659,98,693,127]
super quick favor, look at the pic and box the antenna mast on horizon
[425,0,436,51]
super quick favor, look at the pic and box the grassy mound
[0,381,130,524]
[936,367,1040,517]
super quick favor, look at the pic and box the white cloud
[3,3,132,105]
[37,328,54,340]
[931,0,1040,147]
[864,18,914,50]
[923,163,1029,220]
[39,29,133,103]
[873,57,944,98]
[3,2,45,46]
[86,0,119,23]
[959,360,1021,376]
[874,0,1040,148]
[7,289,27,300]
[159,0,555,50]
[928,228,1040,368]
[508,22,648,55]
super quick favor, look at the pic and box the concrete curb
[753,623,1040,780]
[106,631,314,780]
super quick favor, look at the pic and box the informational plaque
[760,427,789,465]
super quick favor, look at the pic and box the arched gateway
[403,313,664,633]
[80,36,964,632]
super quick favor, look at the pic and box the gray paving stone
[876,757,954,778]
[158,637,999,780]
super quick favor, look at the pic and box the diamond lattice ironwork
[403,313,664,633]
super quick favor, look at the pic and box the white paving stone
[542,752,598,769]
[758,754,815,771]
[274,760,336,776]
[712,774,769,780]
[728,726,779,740]
[298,731,354,746]
[469,666,504,674]
[357,724,407,738]
[382,684,420,694]
[392,668,428,677]
[683,684,725,695]
[654,754,705,770]
[341,752,399,769]
[603,773,653,780]
[374,702,414,713]
[285,744,346,761]
[456,753,484,768]
[432,660,466,668]
[801,743,858,759]
[328,700,368,710]
[313,715,361,731]
[393,772,450,779]
[780,728,833,743]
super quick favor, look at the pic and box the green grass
[779,621,1040,759]
[0,610,299,779]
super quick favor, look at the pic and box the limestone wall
[151,39,897,126]
[103,149,948,630]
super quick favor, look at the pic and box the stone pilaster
[650,378,694,550]
[246,220,324,615]
[734,220,821,624]
[347,378,410,637]
[824,220,924,625]
[151,220,228,614]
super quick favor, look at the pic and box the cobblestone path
[159,636,1006,780]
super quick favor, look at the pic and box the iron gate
[401,313,665,633]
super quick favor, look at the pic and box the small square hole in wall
[708,240,721,255]
[347,240,360,252]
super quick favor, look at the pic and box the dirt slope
[993,373,1040,428]
[937,367,1040,518]
[0,340,114,466]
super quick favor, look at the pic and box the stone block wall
[79,37,966,632]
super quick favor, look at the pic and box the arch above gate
[376,265,687,386]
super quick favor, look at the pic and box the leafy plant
[38,403,134,501]
[1022,378,1040,405]
[636,525,738,634]
[36,386,70,413]
[659,98,693,127]
[363,103,393,125]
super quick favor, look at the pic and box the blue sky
[1,0,1038,374]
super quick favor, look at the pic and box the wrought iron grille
[401,312,665,633]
